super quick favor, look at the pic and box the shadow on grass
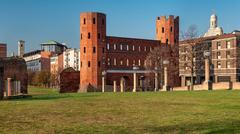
[9,93,102,101]
[146,119,240,133]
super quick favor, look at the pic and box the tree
[145,45,179,90]
[180,25,208,90]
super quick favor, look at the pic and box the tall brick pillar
[156,15,180,88]
[80,12,106,92]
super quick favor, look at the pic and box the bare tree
[145,45,179,89]
[180,25,209,90]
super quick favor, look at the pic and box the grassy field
[1,87,240,134]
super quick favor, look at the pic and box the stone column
[181,76,186,87]
[205,58,210,83]
[120,78,124,92]
[154,72,158,92]
[133,73,137,92]
[102,76,105,92]
[163,67,168,91]
[113,81,117,92]
[7,78,12,96]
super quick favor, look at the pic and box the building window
[217,61,221,69]
[98,33,100,39]
[81,34,83,40]
[120,60,123,65]
[107,43,110,50]
[217,52,221,59]
[133,45,135,51]
[120,44,123,50]
[126,59,129,66]
[102,19,105,25]
[226,51,230,59]
[227,61,230,68]
[114,44,116,50]
[133,60,135,66]
[84,47,86,53]
[217,42,221,49]
[127,45,129,51]
[88,32,91,39]
[114,58,117,66]
[138,59,141,66]
[162,27,164,33]
[98,61,101,67]
[93,47,96,53]
[80,61,82,67]
[227,41,231,49]
[88,61,91,67]
[139,46,141,52]
[170,27,173,32]
[84,18,86,24]
[166,39,169,44]
[93,18,96,24]
[144,46,147,51]
[108,58,111,65]
[102,48,105,53]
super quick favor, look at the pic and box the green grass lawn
[1,87,240,134]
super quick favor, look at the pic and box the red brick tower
[80,12,106,92]
[156,15,179,45]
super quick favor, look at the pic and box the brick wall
[0,57,28,96]
[60,68,80,93]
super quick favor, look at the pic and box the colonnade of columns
[101,68,169,92]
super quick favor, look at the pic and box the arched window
[93,47,96,53]
[93,18,96,24]
[88,32,91,39]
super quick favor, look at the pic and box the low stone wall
[59,68,80,93]
[173,82,240,91]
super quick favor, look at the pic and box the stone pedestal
[113,81,117,92]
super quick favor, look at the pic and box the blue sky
[0,0,240,55]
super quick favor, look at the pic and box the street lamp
[163,60,169,91]
[132,66,139,92]
[102,70,107,92]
